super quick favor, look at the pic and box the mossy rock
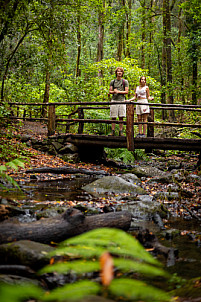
[171,277,201,299]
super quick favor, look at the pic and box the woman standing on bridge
[131,76,154,138]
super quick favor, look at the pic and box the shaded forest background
[0,0,201,123]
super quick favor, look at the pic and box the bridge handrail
[5,101,201,145]
[7,101,201,109]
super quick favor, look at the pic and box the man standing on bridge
[109,67,129,136]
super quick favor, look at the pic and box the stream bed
[1,172,201,282]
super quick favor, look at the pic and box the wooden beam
[126,104,134,151]
[48,104,56,136]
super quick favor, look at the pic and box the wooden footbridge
[8,101,201,157]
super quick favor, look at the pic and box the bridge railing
[7,101,201,150]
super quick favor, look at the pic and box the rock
[154,191,179,200]
[61,153,80,163]
[51,141,63,151]
[120,196,163,221]
[186,174,201,186]
[59,143,78,154]
[21,135,31,142]
[120,173,141,185]
[130,166,166,178]
[163,229,180,240]
[0,205,26,222]
[0,274,41,286]
[82,176,147,195]
[147,174,173,184]
[167,184,180,192]
[0,240,54,270]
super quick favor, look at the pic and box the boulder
[82,175,147,195]
[0,240,54,269]
[130,166,166,178]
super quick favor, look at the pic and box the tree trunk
[125,0,131,58]
[42,68,50,118]
[161,0,167,120]
[141,0,146,69]
[97,0,105,78]
[0,209,132,245]
[177,7,185,105]
[76,12,81,77]
[117,0,125,61]
[117,30,123,61]
[97,0,105,63]
[165,0,175,121]
[1,29,28,101]
[192,48,198,105]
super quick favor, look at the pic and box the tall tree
[125,0,132,58]
[97,0,105,63]
[162,0,175,121]
[182,0,201,105]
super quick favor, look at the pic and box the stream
[1,170,201,282]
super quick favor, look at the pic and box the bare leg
[119,117,124,131]
[137,115,142,134]
[142,113,148,135]
[111,118,116,131]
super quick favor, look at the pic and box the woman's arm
[146,86,154,101]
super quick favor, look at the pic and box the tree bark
[97,0,105,63]
[125,0,132,58]
[140,0,146,69]
[76,9,81,77]
[161,0,167,120]
[177,7,185,106]
[165,0,175,121]
[0,209,132,244]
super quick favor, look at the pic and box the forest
[0,1,201,302]
[0,0,201,113]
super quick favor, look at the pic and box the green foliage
[0,228,172,302]
[0,104,10,118]
[109,278,170,301]
[42,280,100,302]
[0,283,44,302]
[105,147,147,163]
[39,228,171,302]
[0,159,24,190]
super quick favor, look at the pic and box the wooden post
[78,108,84,134]
[126,103,134,151]
[23,109,26,121]
[147,108,154,137]
[145,108,154,153]
[48,104,56,136]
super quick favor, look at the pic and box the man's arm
[109,85,115,94]
[114,86,129,95]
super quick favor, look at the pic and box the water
[1,176,201,281]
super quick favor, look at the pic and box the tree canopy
[0,0,201,113]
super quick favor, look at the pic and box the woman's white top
[136,85,148,99]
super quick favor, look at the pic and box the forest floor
[1,119,200,219]
[1,120,201,302]
[0,120,115,181]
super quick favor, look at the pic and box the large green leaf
[49,245,106,258]
[61,228,159,265]
[109,278,171,302]
[42,280,100,301]
[40,259,100,275]
[114,258,169,278]
[0,283,44,302]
